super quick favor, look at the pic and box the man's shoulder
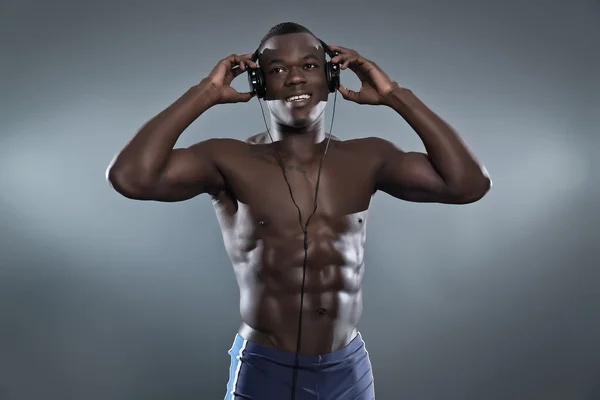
[337,136,397,153]
[334,136,405,171]
[187,137,250,157]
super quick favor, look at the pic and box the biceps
[153,148,225,201]
[376,152,449,202]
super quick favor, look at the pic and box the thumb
[338,84,358,103]
[237,91,255,103]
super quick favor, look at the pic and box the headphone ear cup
[325,61,340,93]
[247,67,266,99]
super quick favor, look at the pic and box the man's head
[254,22,331,129]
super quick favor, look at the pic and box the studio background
[1,0,599,399]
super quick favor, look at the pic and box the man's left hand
[328,45,399,106]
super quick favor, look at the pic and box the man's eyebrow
[266,54,320,66]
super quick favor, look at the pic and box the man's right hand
[202,53,257,105]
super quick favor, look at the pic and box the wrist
[384,83,420,112]
[190,80,220,108]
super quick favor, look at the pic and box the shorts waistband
[229,332,366,368]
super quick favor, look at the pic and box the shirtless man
[106,22,491,400]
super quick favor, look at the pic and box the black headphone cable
[257,90,338,400]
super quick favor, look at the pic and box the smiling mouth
[286,94,311,103]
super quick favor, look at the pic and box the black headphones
[247,38,341,99]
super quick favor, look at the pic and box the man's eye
[270,64,317,73]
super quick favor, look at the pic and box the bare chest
[214,144,378,236]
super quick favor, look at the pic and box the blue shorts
[224,332,375,399]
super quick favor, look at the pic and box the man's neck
[267,116,327,160]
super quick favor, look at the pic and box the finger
[245,57,258,69]
[228,54,256,79]
[240,55,257,69]
[231,61,245,72]
[331,54,349,66]
[330,53,342,64]
[223,53,250,68]
[221,53,238,66]
[222,90,254,104]
[331,53,357,68]
[329,45,356,58]
[240,52,257,70]
[341,56,357,70]
[239,54,259,71]
[329,49,348,64]
[331,54,357,70]
[338,84,358,103]
[327,44,347,53]
[230,64,246,78]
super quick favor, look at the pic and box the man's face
[258,32,329,129]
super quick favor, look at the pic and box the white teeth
[286,94,311,102]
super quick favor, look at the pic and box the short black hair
[254,22,323,59]
[259,22,316,48]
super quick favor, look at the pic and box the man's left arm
[328,44,491,204]
[374,85,491,204]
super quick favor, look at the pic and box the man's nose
[286,68,307,85]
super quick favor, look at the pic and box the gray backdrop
[2,0,599,399]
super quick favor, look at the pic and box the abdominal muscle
[229,225,366,355]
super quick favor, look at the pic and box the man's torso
[209,134,383,355]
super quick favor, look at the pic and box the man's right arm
[106,82,226,202]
